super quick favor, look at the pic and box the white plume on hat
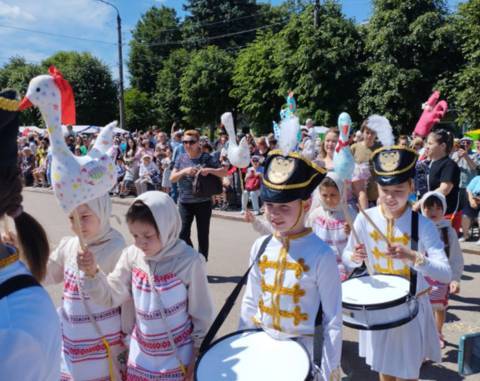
[279,116,300,156]
[367,115,394,147]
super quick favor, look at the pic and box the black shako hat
[371,146,418,186]
[260,149,327,203]
[0,89,20,167]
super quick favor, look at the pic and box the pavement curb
[23,187,245,222]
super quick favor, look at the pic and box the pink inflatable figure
[413,91,448,137]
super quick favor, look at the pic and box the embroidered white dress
[240,231,343,381]
[342,206,452,379]
[0,257,61,380]
[81,243,214,381]
[45,235,127,381]
[311,206,357,281]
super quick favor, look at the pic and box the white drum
[342,274,419,330]
[195,329,313,381]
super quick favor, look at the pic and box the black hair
[429,128,454,154]
[0,167,50,281]
[319,177,339,191]
[423,194,444,210]
[126,200,159,233]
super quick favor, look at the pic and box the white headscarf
[135,191,194,262]
[306,172,345,226]
[420,191,447,216]
[82,193,125,260]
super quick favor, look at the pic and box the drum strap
[0,274,40,299]
[410,210,418,296]
[199,234,273,354]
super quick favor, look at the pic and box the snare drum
[342,274,419,330]
[195,329,313,381]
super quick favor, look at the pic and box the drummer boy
[343,146,452,381]
[239,150,342,381]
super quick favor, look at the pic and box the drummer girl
[420,191,463,348]
[343,146,452,381]
[240,150,342,381]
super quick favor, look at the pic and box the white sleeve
[239,238,264,329]
[342,213,363,269]
[416,218,452,283]
[43,237,70,286]
[317,250,343,380]
[80,248,133,308]
[448,226,464,282]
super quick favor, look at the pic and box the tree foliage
[183,0,258,49]
[453,0,480,128]
[43,51,118,126]
[124,88,156,131]
[154,49,191,130]
[358,0,461,134]
[274,2,365,126]
[128,6,181,93]
[231,31,283,133]
[0,57,43,126]
[180,46,235,129]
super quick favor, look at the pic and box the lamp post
[96,0,126,130]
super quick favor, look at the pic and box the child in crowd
[44,194,128,380]
[135,154,160,195]
[240,151,342,381]
[77,191,214,381]
[241,155,263,215]
[161,147,173,194]
[420,191,464,348]
[343,146,451,381]
[307,173,356,281]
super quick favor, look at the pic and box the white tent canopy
[19,124,129,136]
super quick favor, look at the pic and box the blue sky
[0,0,465,86]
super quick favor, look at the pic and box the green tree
[358,0,461,134]
[231,31,283,133]
[180,46,235,132]
[154,49,191,130]
[42,51,118,126]
[128,6,181,93]
[0,57,44,126]
[454,0,480,128]
[182,0,259,49]
[124,88,156,131]
[273,2,365,126]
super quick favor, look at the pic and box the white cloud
[0,1,36,22]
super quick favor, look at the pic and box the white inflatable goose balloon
[221,112,250,168]
[19,66,117,214]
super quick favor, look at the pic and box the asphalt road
[20,190,480,380]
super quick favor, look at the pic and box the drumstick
[357,203,391,246]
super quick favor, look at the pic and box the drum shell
[195,329,314,381]
[342,295,419,330]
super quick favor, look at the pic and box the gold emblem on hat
[379,151,400,172]
[268,156,295,184]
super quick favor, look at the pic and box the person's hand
[449,281,460,294]
[1,230,18,248]
[77,249,98,277]
[457,148,466,158]
[244,209,255,224]
[386,243,416,263]
[183,167,198,177]
[412,201,421,212]
[351,243,367,264]
[199,168,211,176]
[344,222,351,235]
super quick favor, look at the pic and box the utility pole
[96,0,126,131]
[314,0,320,28]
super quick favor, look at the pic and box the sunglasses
[182,140,197,145]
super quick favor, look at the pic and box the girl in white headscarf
[307,173,357,281]
[77,191,214,381]
[44,194,128,381]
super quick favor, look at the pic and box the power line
[0,23,117,45]
[141,19,289,48]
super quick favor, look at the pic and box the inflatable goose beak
[18,97,33,111]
